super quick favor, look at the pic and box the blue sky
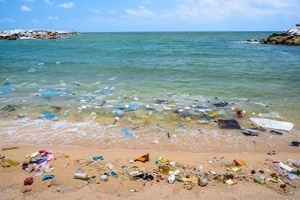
[0,0,299,32]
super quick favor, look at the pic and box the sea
[0,32,300,152]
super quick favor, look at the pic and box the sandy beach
[1,143,300,200]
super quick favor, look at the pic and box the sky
[0,0,299,32]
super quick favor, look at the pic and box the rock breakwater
[260,23,300,45]
[0,29,76,40]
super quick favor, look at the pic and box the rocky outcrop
[260,23,300,45]
[0,29,77,40]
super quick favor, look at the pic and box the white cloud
[21,5,32,12]
[125,6,154,17]
[58,2,74,8]
[0,18,16,23]
[44,0,53,5]
[159,0,300,24]
[46,16,59,20]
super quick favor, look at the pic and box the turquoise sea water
[1,32,300,150]
[1,32,300,119]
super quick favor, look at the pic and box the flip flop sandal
[267,150,276,155]
[289,141,300,147]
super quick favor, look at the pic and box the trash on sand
[250,117,294,131]
[279,162,299,175]
[233,159,246,166]
[42,174,55,181]
[100,174,108,181]
[267,150,276,155]
[234,108,243,118]
[198,177,208,187]
[134,153,149,163]
[91,155,104,161]
[167,173,176,184]
[121,128,133,138]
[1,146,19,151]
[24,177,34,186]
[217,119,241,129]
[22,188,32,193]
[289,141,300,147]
[225,179,237,185]
[253,174,265,184]
[270,130,283,135]
[0,158,20,167]
[111,170,118,177]
[160,165,170,175]
[74,172,89,180]
[242,129,258,136]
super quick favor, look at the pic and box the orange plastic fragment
[233,159,246,166]
[134,153,149,163]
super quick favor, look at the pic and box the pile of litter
[17,149,300,194]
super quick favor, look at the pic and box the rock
[260,23,300,45]
[0,29,77,40]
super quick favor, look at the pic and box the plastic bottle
[111,170,118,177]
[279,162,299,175]
[253,174,265,184]
[100,174,108,181]
[74,172,89,180]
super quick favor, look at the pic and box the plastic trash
[253,174,265,184]
[121,128,133,138]
[42,174,55,181]
[213,102,229,107]
[134,153,149,163]
[91,155,103,161]
[250,117,294,131]
[217,119,241,129]
[167,173,176,184]
[288,173,300,180]
[0,86,14,94]
[234,108,243,118]
[41,90,61,99]
[160,165,170,175]
[279,162,299,175]
[111,170,118,177]
[113,110,125,117]
[225,179,237,185]
[242,129,258,136]
[40,112,58,120]
[64,110,70,116]
[115,102,137,110]
[289,141,300,147]
[24,177,34,186]
[3,80,10,86]
[74,172,89,180]
[100,174,108,181]
[96,87,111,94]
[198,177,208,187]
